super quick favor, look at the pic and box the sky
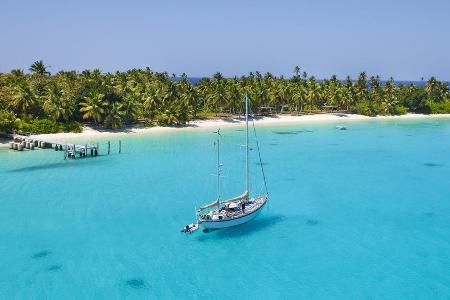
[1,0,449,80]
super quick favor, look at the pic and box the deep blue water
[1,118,450,299]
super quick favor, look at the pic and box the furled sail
[221,191,249,205]
[199,191,249,211]
[199,199,220,210]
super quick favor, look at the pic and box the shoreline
[2,113,450,146]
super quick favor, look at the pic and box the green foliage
[144,119,155,127]
[103,103,125,129]
[430,102,450,114]
[21,119,59,134]
[393,105,408,115]
[303,104,320,111]
[399,86,429,113]
[18,118,81,134]
[352,101,377,116]
[0,63,449,133]
[0,110,17,133]
[62,121,82,133]
[29,60,50,76]
[79,93,108,124]
[154,112,178,126]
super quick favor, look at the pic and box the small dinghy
[181,223,199,233]
[335,125,347,130]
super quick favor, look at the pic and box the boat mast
[214,128,221,209]
[245,92,249,195]
[217,137,220,204]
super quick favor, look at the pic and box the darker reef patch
[273,131,297,135]
[273,130,312,135]
[423,162,442,167]
[306,219,319,226]
[32,250,51,259]
[126,279,147,289]
[47,264,62,272]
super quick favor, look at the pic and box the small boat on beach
[182,93,269,233]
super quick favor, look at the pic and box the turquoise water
[2,118,450,299]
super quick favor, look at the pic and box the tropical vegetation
[0,62,449,133]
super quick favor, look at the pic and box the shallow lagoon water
[1,118,450,299]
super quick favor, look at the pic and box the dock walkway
[9,134,99,159]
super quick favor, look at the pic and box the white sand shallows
[2,113,450,146]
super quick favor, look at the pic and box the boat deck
[199,196,267,221]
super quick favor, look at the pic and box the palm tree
[103,103,125,129]
[425,77,441,106]
[292,84,307,112]
[121,90,140,124]
[381,78,399,115]
[180,84,199,117]
[356,72,368,103]
[13,83,35,115]
[11,69,25,78]
[369,76,381,104]
[79,93,108,124]
[44,84,65,121]
[293,66,301,78]
[306,78,320,111]
[143,92,158,117]
[29,60,50,76]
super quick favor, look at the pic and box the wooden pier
[9,134,99,159]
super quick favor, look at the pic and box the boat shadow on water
[195,214,286,241]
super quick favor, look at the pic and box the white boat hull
[199,197,267,230]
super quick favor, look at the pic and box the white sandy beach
[2,113,450,146]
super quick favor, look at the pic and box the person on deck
[241,201,246,213]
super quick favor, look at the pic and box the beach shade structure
[258,106,273,116]
[280,105,290,114]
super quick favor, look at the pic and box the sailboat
[182,93,268,233]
